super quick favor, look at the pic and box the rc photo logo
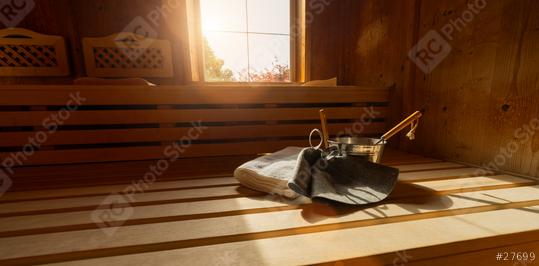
[115,16,158,52]
[0,169,13,196]
[91,193,134,237]
[0,0,35,27]
[408,0,487,73]
[114,0,182,60]
[408,30,452,74]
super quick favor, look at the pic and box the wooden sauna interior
[0,0,538,265]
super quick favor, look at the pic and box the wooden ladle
[375,110,423,144]
[316,109,422,148]
[319,109,330,149]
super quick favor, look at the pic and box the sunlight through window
[200,0,291,82]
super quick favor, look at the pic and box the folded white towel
[234,147,303,199]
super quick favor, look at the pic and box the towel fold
[288,148,399,205]
[234,147,303,199]
[234,147,399,204]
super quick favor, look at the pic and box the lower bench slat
[0,175,534,236]
[40,206,539,266]
[1,142,439,167]
[0,150,536,266]
[0,161,467,202]
[2,187,539,265]
[0,165,512,216]
[1,140,309,165]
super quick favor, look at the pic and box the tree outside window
[200,0,291,82]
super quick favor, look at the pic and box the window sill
[188,81,303,86]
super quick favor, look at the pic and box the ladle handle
[381,111,423,141]
[319,109,330,149]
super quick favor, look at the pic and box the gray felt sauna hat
[288,148,399,205]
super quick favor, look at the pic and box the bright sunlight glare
[200,0,291,82]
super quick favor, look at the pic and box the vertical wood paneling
[307,0,416,144]
[70,0,188,84]
[339,0,416,143]
[404,0,539,178]
[305,0,344,82]
[0,0,189,85]
[309,0,539,178]
[1,0,538,177]
[0,0,77,84]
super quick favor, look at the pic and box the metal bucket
[328,137,386,163]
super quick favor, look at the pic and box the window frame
[186,0,306,84]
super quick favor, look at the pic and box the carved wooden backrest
[82,32,173,78]
[0,28,69,76]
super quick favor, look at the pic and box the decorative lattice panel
[83,33,173,78]
[92,47,164,69]
[0,28,69,76]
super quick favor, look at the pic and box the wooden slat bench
[0,151,538,265]
[1,85,539,265]
[0,85,388,190]
[0,85,387,163]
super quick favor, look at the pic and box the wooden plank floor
[0,150,538,265]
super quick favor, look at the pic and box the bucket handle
[309,129,324,150]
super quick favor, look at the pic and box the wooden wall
[1,0,342,85]
[0,0,190,85]
[406,0,539,178]
[2,0,538,177]
[310,0,539,178]
[1,0,76,84]
[307,0,417,148]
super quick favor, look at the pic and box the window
[190,0,303,83]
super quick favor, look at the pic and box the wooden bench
[0,85,388,189]
[1,85,539,265]
[0,152,538,265]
